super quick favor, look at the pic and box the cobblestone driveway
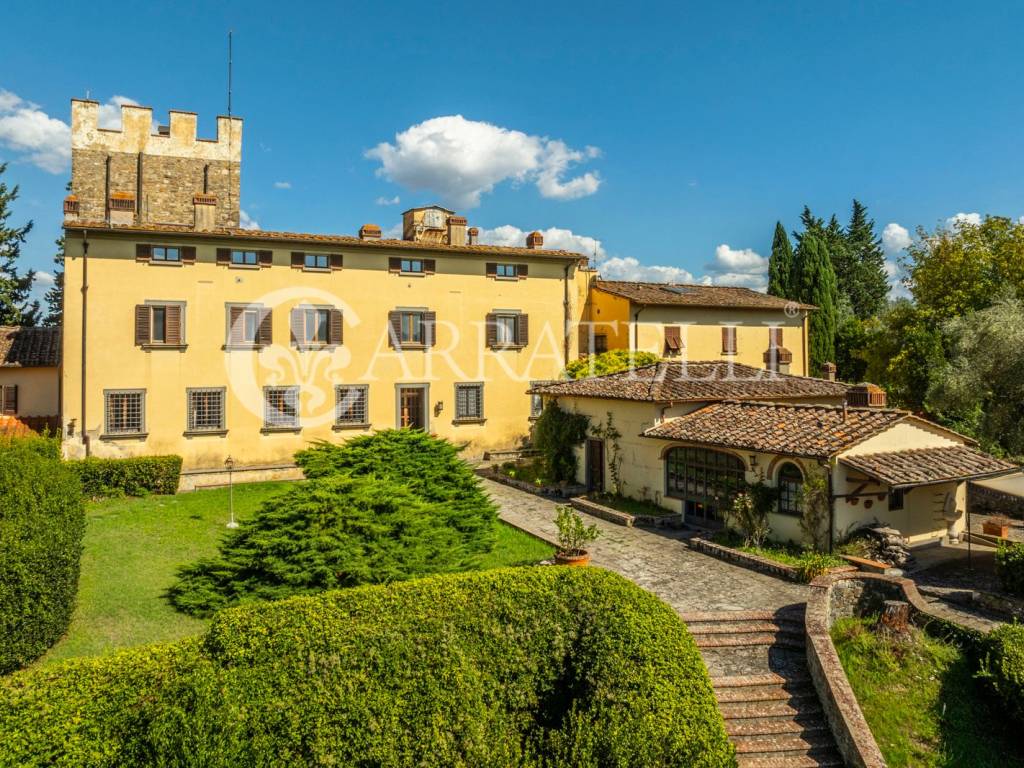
[485,479,808,613]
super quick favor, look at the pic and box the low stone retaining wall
[688,537,856,583]
[806,572,985,768]
[476,467,586,499]
[178,463,304,492]
[569,496,686,529]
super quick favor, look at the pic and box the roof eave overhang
[838,460,1019,490]
[638,431,831,460]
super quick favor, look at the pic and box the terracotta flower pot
[555,550,591,567]
[983,521,1010,538]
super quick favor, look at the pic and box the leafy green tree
[926,293,1024,456]
[533,401,590,483]
[793,233,837,375]
[564,349,659,379]
[0,163,39,326]
[906,215,1024,322]
[860,299,945,411]
[42,235,64,326]
[843,199,889,318]
[768,221,794,298]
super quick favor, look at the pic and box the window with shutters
[263,386,300,431]
[594,334,608,353]
[186,388,226,434]
[495,315,517,345]
[104,389,145,437]
[305,253,329,270]
[225,304,271,348]
[664,326,683,355]
[334,385,369,428]
[231,250,259,266]
[292,252,342,272]
[1,384,17,415]
[486,311,528,349]
[496,263,518,278]
[769,327,784,348]
[291,306,343,349]
[152,246,180,262]
[136,244,195,265]
[722,326,737,355]
[387,309,435,350]
[135,302,185,348]
[454,383,484,422]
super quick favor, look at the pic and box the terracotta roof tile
[642,400,908,458]
[529,361,848,403]
[64,222,586,261]
[0,326,61,367]
[842,446,1016,487]
[594,280,815,310]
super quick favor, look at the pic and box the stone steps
[693,610,841,768]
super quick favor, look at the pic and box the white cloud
[97,95,144,130]
[0,89,71,173]
[381,222,403,239]
[375,195,400,206]
[598,256,697,284]
[366,115,601,209]
[946,211,982,229]
[33,271,55,287]
[273,181,292,189]
[239,209,260,230]
[882,222,912,254]
[477,225,606,260]
[700,244,769,291]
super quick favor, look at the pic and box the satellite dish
[942,492,959,522]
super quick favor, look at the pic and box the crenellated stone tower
[64,99,242,230]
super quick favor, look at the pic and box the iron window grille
[455,383,484,421]
[105,390,145,435]
[335,385,369,427]
[187,388,226,432]
[264,386,300,430]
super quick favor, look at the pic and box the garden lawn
[42,481,553,665]
[832,616,1024,767]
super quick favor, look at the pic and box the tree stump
[879,600,910,634]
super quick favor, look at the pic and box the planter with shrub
[553,505,600,566]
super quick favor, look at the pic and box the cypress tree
[42,235,64,327]
[768,221,794,299]
[843,199,888,318]
[793,233,838,375]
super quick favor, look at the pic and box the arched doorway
[664,446,745,524]
[777,462,804,516]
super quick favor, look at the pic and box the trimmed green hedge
[996,542,1024,597]
[0,442,85,674]
[983,623,1024,724]
[0,568,735,768]
[67,455,182,497]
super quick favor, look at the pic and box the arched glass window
[665,447,745,523]
[777,462,804,516]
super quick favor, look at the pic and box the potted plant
[554,505,600,566]
[984,515,1013,539]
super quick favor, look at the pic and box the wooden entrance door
[586,438,605,492]
[398,387,425,429]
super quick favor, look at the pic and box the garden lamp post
[225,455,238,529]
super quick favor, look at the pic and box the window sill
[492,275,521,282]
[184,429,228,438]
[332,422,371,431]
[227,263,262,270]
[224,344,266,351]
[141,343,188,351]
[453,417,487,425]
[260,426,302,435]
[293,344,340,352]
[528,415,541,422]
[489,344,525,351]
[147,260,184,267]
[721,351,737,357]
[298,266,331,273]
[395,271,427,278]
[100,432,148,441]
[394,343,428,351]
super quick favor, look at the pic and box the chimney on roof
[467,226,479,245]
[447,216,467,246]
[821,362,837,382]
[359,223,382,241]
[526,230,544,249]
[846,382,887,408]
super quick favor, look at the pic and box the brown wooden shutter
[216,248,231,265]
[485,313,497,347]
[387,311,402,348]
[486,262,497,278]
[388,257,402,273]
[291,252,304,269]
[257,308,273,345]
[330,253,343,270]
[424,311,437,346]
[135,305,151,346]
[181,246,196,264]
[518,263,528,279]
[228,306,244,345]
[135,244,152,262]
[516,314,529,346]
[329,309,343,345]
[2,385,17,415]
[664,325,682,352]
[165,305,182,345]
[290,308,303,346]
[423,259,436,275]
[579,326,592,356]
[770,327,783,348]
[258,250,273,267]
[722,326,736,354]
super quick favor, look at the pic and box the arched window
[777,462,804,516]
[665,447,745,523]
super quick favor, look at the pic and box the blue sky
[2,0,1022,300]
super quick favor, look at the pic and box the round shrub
[0,442,85,674]
[1,568,735,767]
[169,474,481,617]
[983,623,1024,724]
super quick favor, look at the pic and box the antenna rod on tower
[227,30,233,226]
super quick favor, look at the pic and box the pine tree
[793,233,837,375]
[843,199,889,318]
[768,221,794,298]
[42,235,64,326]
[0,163,40,326]
[792,206,824,247]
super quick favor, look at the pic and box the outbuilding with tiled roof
[0,326,61,430]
